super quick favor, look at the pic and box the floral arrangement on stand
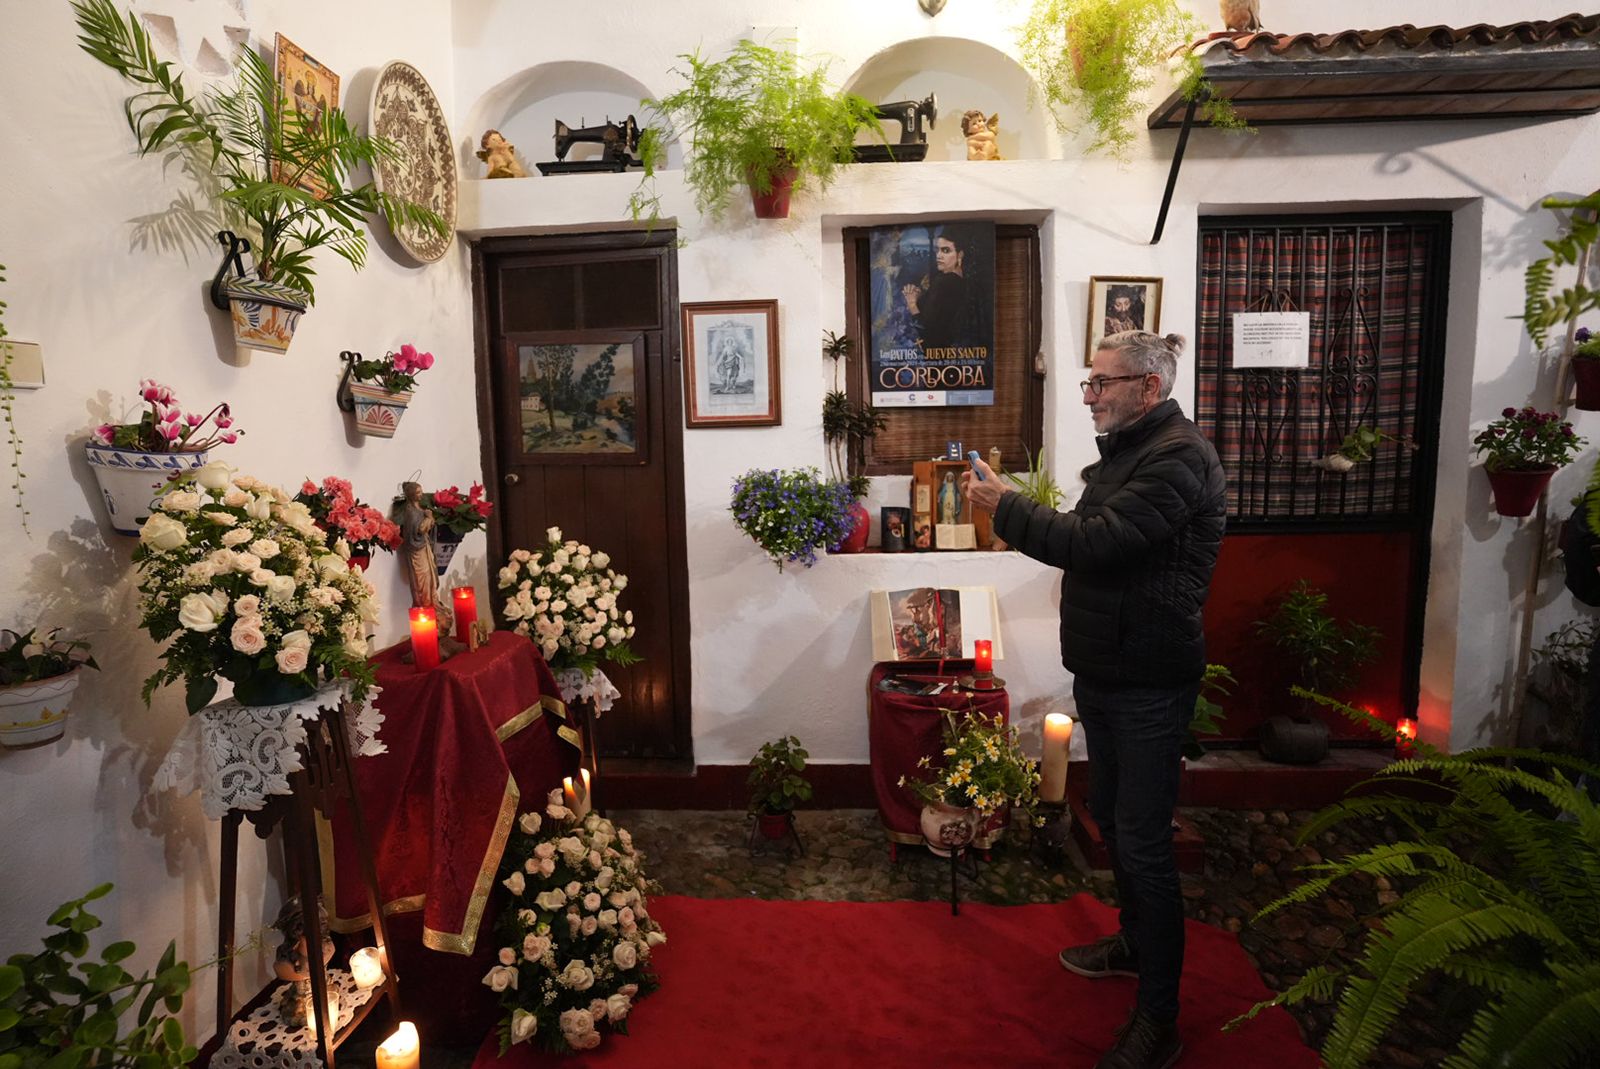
[133,461,379,713]
[86,380,244,535]
[421,483,494,576]
[294,477,401,571]
[484,791,665,1054]
[499,527,639,711]
[729,467,857,572]
[342,344,435,438]
[1473,406,1585,517]
[900,709,1042,853]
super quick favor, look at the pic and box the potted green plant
[0,883,197,1069]
[1252,580,1381,765]
[1183,662,1234,761]
[1001,446,1064,511]
[747,735,813,840]
[900,709,1041,856]
[821,332,887,554]
[1312,424,1417,473]
[1017,0,1246,158]
[1473,406,1586,517]
[729,467,857,571]
[73,0,445,356]
[645,40,883,220]
[416,483,494,576]
[0,626,98,748]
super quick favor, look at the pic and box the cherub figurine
[961,110,1001,161]
[271,896,336,1030]
[476,129,528,179]
[1220,0,1261,32]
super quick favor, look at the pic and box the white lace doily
[211,969,376,1069]
[554,667,620,716]
[154,683,386,820]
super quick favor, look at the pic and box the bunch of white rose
[498,527,638,677]
[484,789,665,1054]
[133,461,380,712]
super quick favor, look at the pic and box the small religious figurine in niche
[395,481,439,609]
[939,471,961,525]
[961,110,1001,161]
[271,895,336,1031]
[477,129,528,179]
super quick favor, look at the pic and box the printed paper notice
[1232,312,1311,369]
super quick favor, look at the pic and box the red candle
[409,607,440,671]
[1395,717,1417,757]
[452,586,477,644]
[974,639,993,675]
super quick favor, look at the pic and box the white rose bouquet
[498,527,639,677]
[485,792,665,1054]
[133,462,380,712]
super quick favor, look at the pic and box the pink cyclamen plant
[91,379,241,453]
[351,343,435,394]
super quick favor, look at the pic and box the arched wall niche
[842,37,1050,162]
[460,60,681,176]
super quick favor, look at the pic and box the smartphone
[966,450,985,480]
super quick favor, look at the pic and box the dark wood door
[474,233,690,762]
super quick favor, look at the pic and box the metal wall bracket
[336,351,361,413]
[1150,94,1202,245]
[210,230,252,311]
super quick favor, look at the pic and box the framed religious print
[682,300,781,427]
[273,34,339,199]
[1085,276,1162,364]
[505,332,648,465]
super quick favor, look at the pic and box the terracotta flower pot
[756,811,792,840]
[748,157,799,219]
[84,444,210,535]
[348,381,414,438]
[0,669,82,748]
[832,499,871,554]
[1574,358,1600,411]
[919,802,979,857]
[1487,465,1556,518]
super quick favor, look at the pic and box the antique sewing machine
[853,92,937,163]
[535,114,644,175]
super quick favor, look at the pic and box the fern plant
[1016,0,1247,159]
[1523,188,1600,349]
[73,0,444,303]
[1230,689,1600,1069]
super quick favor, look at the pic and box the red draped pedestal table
[868,662,1011,859]
[320,631,580,1042]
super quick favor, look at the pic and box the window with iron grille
[1195,216,1450,527]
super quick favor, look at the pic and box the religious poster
[1231,311,1312,368]
[868,221,996,407]
[273,33,339,199]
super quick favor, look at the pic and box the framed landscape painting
[510,332,647,465]
[682,300,781,427]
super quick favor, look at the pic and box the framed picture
[505,332,647,465]
[682,300,781,427]
[1085,276,1163,365]
[273,33,340,199]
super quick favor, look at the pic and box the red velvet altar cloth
[321,631,579,956]
[868,662,1010,847]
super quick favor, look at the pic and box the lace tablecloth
[154,683,386,820]
[553,667,620,716]
[209,969,375,1069]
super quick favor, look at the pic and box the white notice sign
[1232,312,1311,369]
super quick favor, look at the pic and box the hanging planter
[85,445,211,535]
[347,382,413,438]
[1573,357,1600,411]
[1487,466,1556,518]
[0,670,84,748]
[216,270,309,359]
[747,158,798,219]
[434,527,464,576]
[335,347,433,438]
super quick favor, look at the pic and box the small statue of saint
[395,481,439,610]
[476,129,528,179]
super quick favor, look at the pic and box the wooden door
[474,233,690,762]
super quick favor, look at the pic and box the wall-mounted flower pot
[0,669,83,748]
[1487,465,1556,518]
[84,444,209,535]
[347,381,414,438]
[348,553,372,572]
[435,528,464,575]
[221,276,309,359]
[747,158,798,219]
[1574,358,1600,410]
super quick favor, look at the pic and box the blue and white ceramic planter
[84,445,210,535]
[222,276,309,358]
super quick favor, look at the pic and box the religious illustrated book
[869,586,1002,663]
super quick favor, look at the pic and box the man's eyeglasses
[1078,374,1150,398]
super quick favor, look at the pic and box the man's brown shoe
[1058,932,1139,979]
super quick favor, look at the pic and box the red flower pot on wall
[1487,465,1555,517]
[1574,358,1600,411]
[748,157,798,219]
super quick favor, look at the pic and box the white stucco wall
[0,0,474,1030]
[3,0,1597,1038]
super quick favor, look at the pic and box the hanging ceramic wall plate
[370,60,457,264]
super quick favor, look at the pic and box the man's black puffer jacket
[992,399,1226,687]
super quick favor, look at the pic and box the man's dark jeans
[1073,674,1199,1025]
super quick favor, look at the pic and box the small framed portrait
[1085,276,1163,365]
[682,300,781,427]
[880,507,911,552]
[273,34,340,199]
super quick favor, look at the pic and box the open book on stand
[869,586,1003,663]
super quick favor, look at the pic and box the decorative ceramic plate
[370,60,456,264]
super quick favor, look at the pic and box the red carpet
[472,894,1316,1068]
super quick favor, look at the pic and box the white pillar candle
[376,1022,420,1069]
[349,946,384,989]
[1040,713,1074,804]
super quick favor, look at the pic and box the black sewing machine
[535,114,644,175]
[852,93,936,164]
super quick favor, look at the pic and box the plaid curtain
[1195,222,1442,521]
